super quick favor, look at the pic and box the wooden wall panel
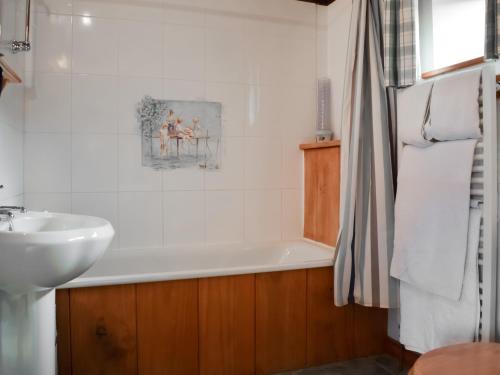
[256,270,307,375]
[303,145,340,247]
[136,280,199,375]
[56,289,72,375]
[353,304,388,358]
[306,267,354,366]
[70,285,137,375]
[199,275,255,375]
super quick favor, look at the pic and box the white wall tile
[206,190,244,244]
[19,0,320,249]
[245,85,281,137]
[206,83,246,137]
[25,73,71,133]
[73,0,164,22]
[205,137,244,190]
[118,21,163,77]
[0,83,24,131]
[163,168,204,191]
[34,0,73,15]
[72,16,119,74]
[164,3,205,26]
[118,134,162,191]
[163,24,205,80]
[24,133,71,192]
[0,125,23,200]
[282,189,302,240]
[282,138,305,189]
[205,28,249,84]
[163,79,205,101]
[244,137,282,189]
[164,191,205,246]
[279,84,316,138]
[72,74,118,133]
[244,190,282,242]
[71,192,118,224]
[118,76,163,134]
[31,13,72,73]
[118,191,163,249]
[72,134,118,192]
[24,192,71,212]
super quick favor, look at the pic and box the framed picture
[137,96,222,170]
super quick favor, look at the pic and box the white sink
[0,211,114,295]
[0,210,114,375]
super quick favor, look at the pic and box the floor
[276,355,409,375]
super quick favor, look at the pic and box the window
[418,0,485,74]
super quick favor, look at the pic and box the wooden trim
[297,0,335,5]
[299,140,340,150]
[421,57,484,80]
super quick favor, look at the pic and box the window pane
[419,0,485,72]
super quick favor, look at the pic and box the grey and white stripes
[485,0,500,59]
[383,0,417,88]
[335,0,398,308]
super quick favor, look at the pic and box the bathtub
[61,239,334,289]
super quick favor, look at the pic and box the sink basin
[0,211,114,294]
[0,211,114,375]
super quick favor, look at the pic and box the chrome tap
[0,209,15,231]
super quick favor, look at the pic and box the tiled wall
[326,0,351,138]
[0,0,25,206]
[23,0,324,249]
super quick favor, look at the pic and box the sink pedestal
[0,289,56,375]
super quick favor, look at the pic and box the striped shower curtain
[334,0,405,308]
[485,0,500,59]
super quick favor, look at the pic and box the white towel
[399,208,481,353]
[425,69,482,141]
[391,139,477,300]
[398,81,433,147]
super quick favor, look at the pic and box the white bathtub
[61,239,334,288]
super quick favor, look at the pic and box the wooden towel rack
[0,56,22,92]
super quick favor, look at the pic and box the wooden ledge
[299,140,340,150]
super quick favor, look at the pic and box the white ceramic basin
[0,211,114,294]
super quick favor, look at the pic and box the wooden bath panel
[256,270,308,374]
[69,284,137,375]
[199,274,255,375]
[136,279,199,375]
[56,268,390,375]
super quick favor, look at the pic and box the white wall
[23,0,323,250]
[0,0,25,206]
[326,0,351,138]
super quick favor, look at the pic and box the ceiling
[298,0,335,6]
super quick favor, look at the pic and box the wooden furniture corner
[300,140,341,247]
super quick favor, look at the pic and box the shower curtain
[334,0,409,308]
[485,0,500,59]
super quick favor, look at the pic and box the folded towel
[391,139,477,300]
[425,69,482,141]
[398,81,433,147]
[399,208,481,353]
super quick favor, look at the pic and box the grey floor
[276,355,408,375]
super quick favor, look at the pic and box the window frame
[418,0,485,79]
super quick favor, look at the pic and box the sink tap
[0,209,15,231]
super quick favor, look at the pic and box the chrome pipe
[10,0,31,54]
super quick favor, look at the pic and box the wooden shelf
[299,140,340,150]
